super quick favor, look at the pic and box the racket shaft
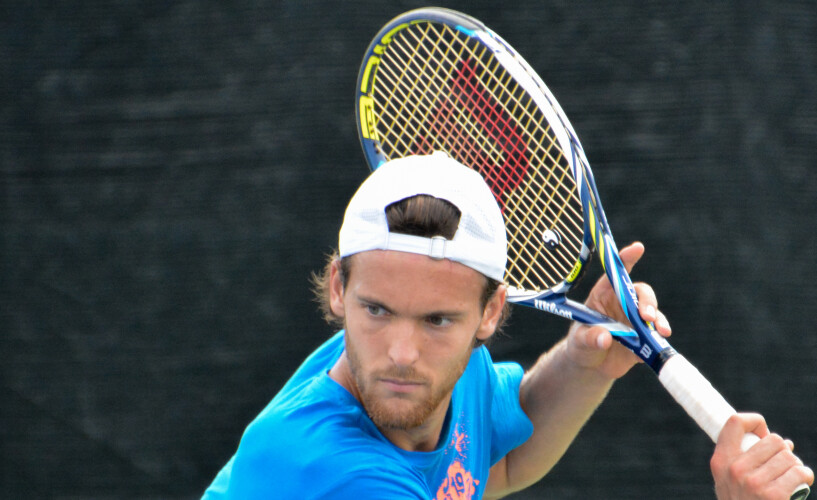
[659,355,810,500]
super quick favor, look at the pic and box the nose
[387,322,421,368]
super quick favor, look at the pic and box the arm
[485,242,672,498]
[711,413,814,500]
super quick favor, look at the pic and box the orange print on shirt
[453,429,467,454]
[435,460,479,500]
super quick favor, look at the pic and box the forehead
[345,250,486,307]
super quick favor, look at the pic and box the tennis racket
[354,7,810,499]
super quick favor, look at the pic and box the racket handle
[658,354,810,500]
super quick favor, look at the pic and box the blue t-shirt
[203,331,533,499]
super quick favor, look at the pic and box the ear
[328,258,346,318]
[476,284,506,342]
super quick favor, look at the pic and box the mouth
[379,378,425,394]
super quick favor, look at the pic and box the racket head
[355,7,592,298]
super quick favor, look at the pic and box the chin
[365,396,437,431]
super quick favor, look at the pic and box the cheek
[425,333,474,368]
[344,310,375,342]
[344,321,386,367]
[432,342,473,391]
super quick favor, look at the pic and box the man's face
[329,250,503,432]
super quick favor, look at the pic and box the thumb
[718,413,769,450]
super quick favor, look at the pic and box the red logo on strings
[413,58,530,210]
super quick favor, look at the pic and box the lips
[380,378,425,394]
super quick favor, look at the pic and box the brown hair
[311,195,510,340]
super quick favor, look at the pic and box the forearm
[487,337,615,497]
[485,243,672,498]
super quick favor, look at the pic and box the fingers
[633,282,672,336]
[741,431,813,486]
[573,241,672,378]
[613,242,671,336]
[565,323,617,370]
[738,444,813,499]
[578,325,612,351]
[618,241,645,273]
[713,415,814,499]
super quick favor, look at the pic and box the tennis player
[203,153,813,499]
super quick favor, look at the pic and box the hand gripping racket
[354,8,810,499]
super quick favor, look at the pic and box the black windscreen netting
[3,1,816,498]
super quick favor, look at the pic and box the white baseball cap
[338,152,507,282]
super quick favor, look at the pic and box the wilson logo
[639,344,653,360]
[533,300,573,320]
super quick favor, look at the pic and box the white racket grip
[658,354,735,443]
[659,355,811,500]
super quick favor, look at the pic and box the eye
[426,315,452,328]
[365,304,387,317]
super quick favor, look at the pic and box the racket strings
[372,21,584,291]
[378,23,581,289]
[381,25,574,220]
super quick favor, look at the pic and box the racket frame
[355,7,674,371]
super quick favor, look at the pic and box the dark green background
[3,1,816,498]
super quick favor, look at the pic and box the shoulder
[220,378,427,498]
[236,372,365,464]
[221,422,427,498]
[461,346,525,390]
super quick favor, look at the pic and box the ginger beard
[344,327,474,431]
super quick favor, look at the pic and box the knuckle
[727,461,745,482]
[766,433,786,448]
[742,473,767,495]
[710,453,725,474]
[775,448,800,467]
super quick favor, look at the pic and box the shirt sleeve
[488,360,534,465]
